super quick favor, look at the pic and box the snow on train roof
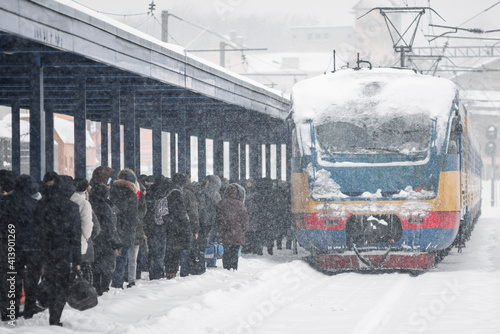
[291,68,457,123]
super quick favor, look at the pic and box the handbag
[67,270,98,311]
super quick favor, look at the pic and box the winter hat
[74,178,89,192]
[42,171,59,184]
[56,175,76,198]
[0,169,17,193]
[204,175,221,192]
[15,174,39,196]
[172,173,188,188]
[117,168,137,184]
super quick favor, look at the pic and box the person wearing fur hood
[109,168,139,289]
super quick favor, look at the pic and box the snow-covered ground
[3,186,500,334]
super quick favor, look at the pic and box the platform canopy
[0,0,290,128]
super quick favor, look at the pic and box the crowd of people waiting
[0,167,294,326]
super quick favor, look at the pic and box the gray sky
[70,0,500,74]
[72,0,500,38]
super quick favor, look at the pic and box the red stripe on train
[298,211,459,230]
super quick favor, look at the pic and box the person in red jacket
[216,183,249,270]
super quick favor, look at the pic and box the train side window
[448,117,462,154]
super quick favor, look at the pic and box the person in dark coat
[0,175,43,321]
[110,169,139,288]
[184,175,200,241]
[0,169,17,196]
[255,178,276,255]
[197,175,221,268]
[164,173,192,278]
[216,183,249,270]
[40,171,59,198]
[242,179,260,254]
[90,184,121,295]
[275,181,293,250]
[145,176,172,280]
[36,174,82,326]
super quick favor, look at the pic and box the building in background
[0,110,96,179]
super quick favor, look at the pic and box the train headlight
[415,184,435,193]
[324,219,340,226]
[408,217,424,224]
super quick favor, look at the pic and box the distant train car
[289,67,482,273]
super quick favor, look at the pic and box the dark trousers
[44,261,71,325]
[147,225,166,280]
[165,246,190,277]
[164,245,181,275]
[0,251,42,320]
[20,252,43,318]
[93,271,112,296]
[222,244,240,270]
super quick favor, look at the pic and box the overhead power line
[459,1,500,27]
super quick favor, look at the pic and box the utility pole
[161,10,169,43]
[220,42,226,67]
[486,125,498,206]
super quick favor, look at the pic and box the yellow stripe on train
[291,171,464,215]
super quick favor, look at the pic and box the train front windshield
[314,113,432,161]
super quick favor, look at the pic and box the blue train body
[289,68,482,271]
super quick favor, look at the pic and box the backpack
[205,242,224,259]
[153,189,179,225]
[153,197,169,225]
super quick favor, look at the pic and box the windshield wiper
[316,136,336,162]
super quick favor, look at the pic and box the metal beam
[411,45,500,58]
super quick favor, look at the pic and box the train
[289,67,482,273]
